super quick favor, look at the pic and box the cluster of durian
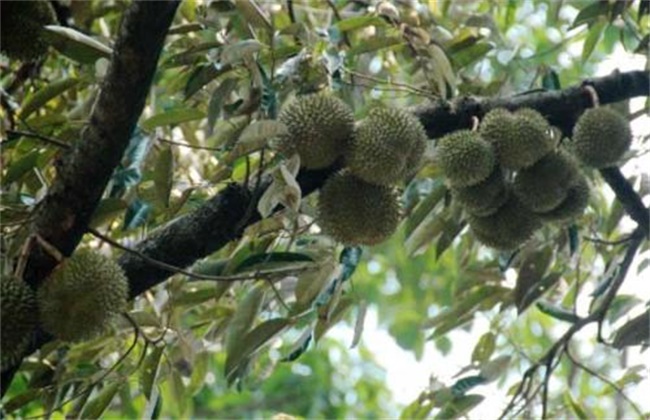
[0,0,56,61]
[273,93,428,246]
[437,108,595,251]
[1,249,129,370]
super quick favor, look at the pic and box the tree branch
[1,0,180,397]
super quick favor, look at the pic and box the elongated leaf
[607,295,643,325]
[235,252,314,272]
[293,257,338,315]
[582,19,606,62]
[89,198,127,228]
[471,332,496,365]
[221,40,264,65]
[405,180,447,237]
[423,286,508,329]
[123,199,151,230]
[81,382,123,418]
[564,391,589,420]
[184,63,232,99]
[225,317,290,383]
[282,330,312,362]
[140,346,164,400]
[141,108,205,131]
[450,376,486,397]
[335,15,385,32]
[43,25,112,63]
[350,300,368,349]
[349,34,403,55]
[536,300,581,323]
[237,119,287,148]
[153,146,174,208]
[207,78,238,135]
[339,247,362,283]
[571,2,610,28]
[235,0,272,32]
[225,283,266,357]
[514,247,554,313]
[315,296,355,342]
[1,150,40,186]
[612,310,650,349]
[435,394,484,420]
[20,78,80,119]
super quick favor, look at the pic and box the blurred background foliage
[1,0,648,418]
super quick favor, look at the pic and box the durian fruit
[436,130,495,187]
[273,93,355,169]
[513,150,581,213]
[480,108,554,170]
[346,107,428,185]
[451,166,509,216]
[318,171,401,245]
[571,107,631,168]
[1,275,38,371]
[468,194,542,250]
[38,249,129,342]
[0,0,56,61]
[539,173,590,223]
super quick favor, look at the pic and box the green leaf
[235,252,314,272]
[571,2,610,28]
[20,77,81,119]
[423,286,509,330]
[350,300,368,349]
[184,63,232,99]
[141,108,205,131]
[2,389,43,414]
[514,247,554,313]
[80,382,123,418]
[225,317,290,384]
[582,19,606,62]
[293,257,338,315]
[435,394,484,420]
[236,119,287,149]
[335,15,385,32]
[43,25,112,63]
[471,332,496,364]
[607,295,643,325]
[225,283,266,358]
[123,199,151,230]
[612,310,650,349]
[221,40,264,65]
[235,0,272,32]
[1,150,40,186]
[541,68,561,90]
[140,346,164,400]
[564,391,589,420]
[207,78,238,136]
[89,198,127,228]
[349,34,403,56]
[315,296,355,342]
[450,42,493,69]
[404,180,447,238]
[339,246,362,283]
[153,146,174,208]
[436,219,465,260]
[536,300,581,323]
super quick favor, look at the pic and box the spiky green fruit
[480,108,554,170]
[452,166,509,216]
[318,171,401,245]
[1,275,37,371]
[436,130,495,187]
[346,107,428,185]
[572,107,631,168]
[468,194,542,250]
[539,174,590,223]
[274,93,355,169]
[38,249,129,342]
[0,0,55,61]
[513,150,581,213]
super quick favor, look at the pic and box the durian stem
[583,84,600,107]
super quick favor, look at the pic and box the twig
[87,227,315,282]
[4,129,70,149]
[583,235,634,246]
[157,137,223,152]
[565,347,644,418]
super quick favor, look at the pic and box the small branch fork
[498,226,645,419]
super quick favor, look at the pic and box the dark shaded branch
[413,70,649,140]
[1,0,180,397]
[599,168,649,235]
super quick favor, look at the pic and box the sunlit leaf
[349,34,403,55]
[536,300,580,323]
[350,300,368,349]
[207,78,238,135]
[563,391,589,420]
[235,0,272,32]
[141,108,205,131]
[582,19,606,62]
[20,78,81,119]
[514,247,554,313]
[571,2,610,28]
[225,283,266,359]
[140,346,164,400]
[335,15,385,32]
[43,25,112,63]
[80,382,123,418]
[434,394,484,420]
[471,332,496,364]
[221,39,264,65]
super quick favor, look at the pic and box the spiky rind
[452,166,509,216]
[38,249,129,342]
[436,130,495,187]
[1,275,38,371]
[274,93,355,169]
[539,174,590,223]
[468,194,542,250]
[480,108,554,170]
[572,107,631,168]
[513,150,581,213]
[0,0,55,61]
[347,107,428,185]
[318,171,402,245]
